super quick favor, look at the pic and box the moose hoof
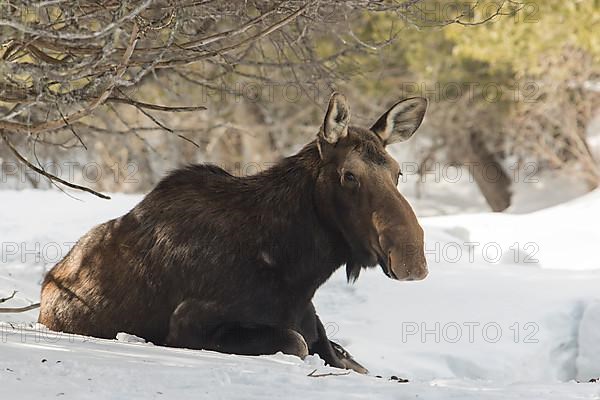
[281,329,309,359]
[341,357,368,374]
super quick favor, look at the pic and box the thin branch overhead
[0,0,455,195]
[1,133,111,199]
[1,1,428,133]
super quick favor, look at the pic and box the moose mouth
[378,250,429,281]
[378,254,398,280]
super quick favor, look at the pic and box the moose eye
[343,171,357,185]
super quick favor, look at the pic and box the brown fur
[38,94,428,372]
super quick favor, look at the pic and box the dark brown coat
[38,93,428,372]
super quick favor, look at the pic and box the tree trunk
[464,131,512,212]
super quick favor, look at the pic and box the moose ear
[370,97,427,145]
[319,92,350,145]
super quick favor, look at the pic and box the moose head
[315,93,428,282]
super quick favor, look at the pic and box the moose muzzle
[374,210,428,282]
[382,238,428,281]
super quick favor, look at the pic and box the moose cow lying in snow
[38,93,429,373]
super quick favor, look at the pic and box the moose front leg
[299,302,368,374]
[165,299,308,358]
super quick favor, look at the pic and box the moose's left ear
[370,97,428,145]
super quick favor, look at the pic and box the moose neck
[249,141,349,290]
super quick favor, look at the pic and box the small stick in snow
[0,291,41,313]
[0,291,17,303]
[307,369,351,378]
[0,303,41,313]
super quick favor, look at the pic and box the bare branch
[107,97,207,113]
[0,303,41,313]
[307,369,351,378]
[0,22,140,135]
[1,133,111,199]
[0,291,40,313]
[0,291,17,304]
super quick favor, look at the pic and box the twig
[1,133,111,199]
[0,23,139,135]
[107,97,206,113]
[56,104,87,150]
[0,0,151,40]
[117,96,201,148]
[153,2,315,68]
[0,291,40,313]
[0,291,17,304]
[307,369,351,378]
[0,303,41,313]
[180,2,283,50]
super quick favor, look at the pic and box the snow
[576,300,600,382]
[1,185,599,399]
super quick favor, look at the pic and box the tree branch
[307,369,351,378]
[107,97,207,113]
[0,303,41,313]
[1,133,111,199]
[0,291,17,303]
[0,291,40,313]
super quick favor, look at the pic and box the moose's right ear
[319,92,350,145]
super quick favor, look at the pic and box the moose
[38,93,428,373]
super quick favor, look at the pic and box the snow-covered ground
[1,184,599,399]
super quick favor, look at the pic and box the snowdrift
[1,189,599,399]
